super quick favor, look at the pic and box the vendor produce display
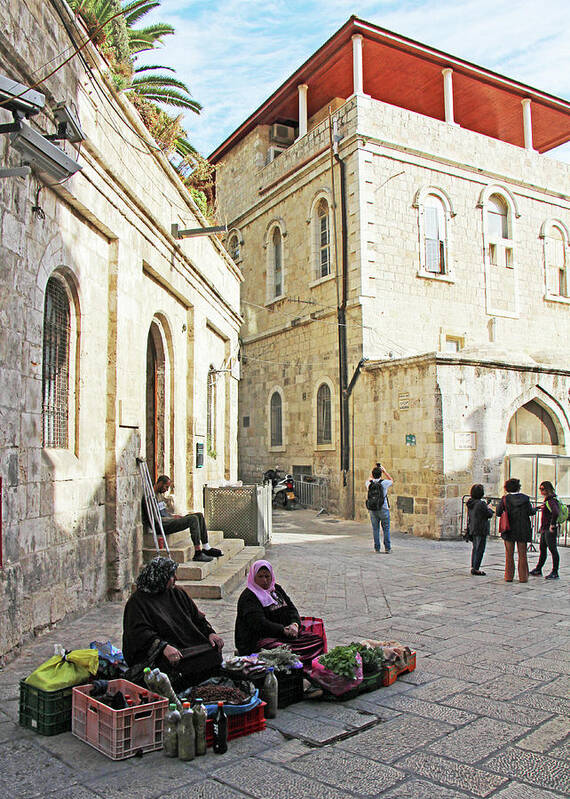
[256,646,303,671]
[188,683,248,705]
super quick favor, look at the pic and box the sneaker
[192,551,213,562]
[385,548,391,554]
[545,572,559,580]
[529,568,542,576]
[205,547,223,558]
[471,569,486,576]
[374,549,381,554]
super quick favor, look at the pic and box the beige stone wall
[0,0,241,659]
[216,61,570,535]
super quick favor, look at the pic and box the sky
[139,0,570,162]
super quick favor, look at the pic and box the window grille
[272,228,282,297]
[316,199,330,278]
[270,391,282,447]
[42,277,70,448]
[228,234,240,262]
[316,383,332,444]
[424,199,445,273]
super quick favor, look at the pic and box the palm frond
[134,64,176,73]
[122,0,159,27]
[132,87,202,112]
[131,74,192,91]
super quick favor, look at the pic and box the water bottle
[262,666,278,718]
[178,702,196,761]
[163,703,181,757]
[193,698,207,756]
[143,667,156,693]
[212,701,228,754]
[154,669,182,711]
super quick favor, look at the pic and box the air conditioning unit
[270,123,295,145]
[267,145,287,164]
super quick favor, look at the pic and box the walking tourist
[529,480,561,580]
[365,464,393,553]
[496,478,536,583]
[466,483,494,575]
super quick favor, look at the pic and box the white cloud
[144,0,570,159]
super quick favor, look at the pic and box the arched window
[546,225,568,298]
[207,365,216,454]
[42,276,72,448]
[423,195,447,274]
[228,233,240,262]
[507,401,558,445]
[316,383,332,444]
[270,391,282,447]
[315,198,330,279]
[486,194,512,267]
[272,227,282,298]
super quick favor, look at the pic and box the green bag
[25,649,99,691]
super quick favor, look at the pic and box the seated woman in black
[234,560,325,667]
[123,557,224,689]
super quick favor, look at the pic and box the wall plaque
[454,432,477,450]
[405,433,416,446]
[397,496,414,513]
[398,392,410,410]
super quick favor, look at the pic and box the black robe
[122,585,216,667]
[234,584,301,656]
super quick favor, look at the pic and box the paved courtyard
[0,509,568,798]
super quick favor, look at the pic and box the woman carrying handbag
[496,478,536,583]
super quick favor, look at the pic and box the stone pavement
[0,509,568,799]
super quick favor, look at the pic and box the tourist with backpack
[529,481,565,580]
[365,464,393,553]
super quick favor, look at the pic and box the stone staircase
[142,528,264,599]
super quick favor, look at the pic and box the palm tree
[128,65,202,113]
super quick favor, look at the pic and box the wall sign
[405,433,416,446]
[399,393,410,410]
[397,496,414,513]
[454,432,477,450]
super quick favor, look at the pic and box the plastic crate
[381,651,417,687]
[19,680,73,736]
[205,701,266,747]
[359,671,383,693]
[72,679,168,760]
[276,668,304,708]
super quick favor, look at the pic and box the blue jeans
[369,508,391,551]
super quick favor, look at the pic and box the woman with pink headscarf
[234,560,325,666]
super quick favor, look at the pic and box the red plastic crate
[205,701,266,747]
[381,651,417,687]
[72,679,168,760]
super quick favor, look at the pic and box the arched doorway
[505,400,567,499]
[145,321,168,482]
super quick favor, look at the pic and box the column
[352,34,364,95]
[521,98,533,150]
[442,68,455,124]
[297,83,308,139]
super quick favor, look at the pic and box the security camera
[0,74,45,117]
[10,122,82,181]
[50,102,85,144]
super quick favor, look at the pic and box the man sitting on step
[149,475,223,563]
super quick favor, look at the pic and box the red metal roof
[210,16,570,161]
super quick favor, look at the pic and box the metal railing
[460,495,569,548]
[294,475,329,511]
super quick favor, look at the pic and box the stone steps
[142,528,263,600]
[177,546,265,600]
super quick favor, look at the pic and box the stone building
[211,16,570,536]
[0,1,242,659]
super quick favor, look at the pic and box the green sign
[405,434,416,447]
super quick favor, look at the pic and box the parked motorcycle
[263,468,299,509]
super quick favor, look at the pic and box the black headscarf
[136,557,177,594]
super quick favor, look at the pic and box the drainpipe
[346,358,368,517]
[334,149,349,484]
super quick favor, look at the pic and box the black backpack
[366,480,387,511]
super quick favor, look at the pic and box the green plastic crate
[19,680,73,736]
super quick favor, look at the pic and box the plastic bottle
[154,669,182,711]
[163,703,181,757]
[262,666,278,718]
[212,701,228,754]
[192,698,208,756]
[143,667,157,693]
[178,702,196,761]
